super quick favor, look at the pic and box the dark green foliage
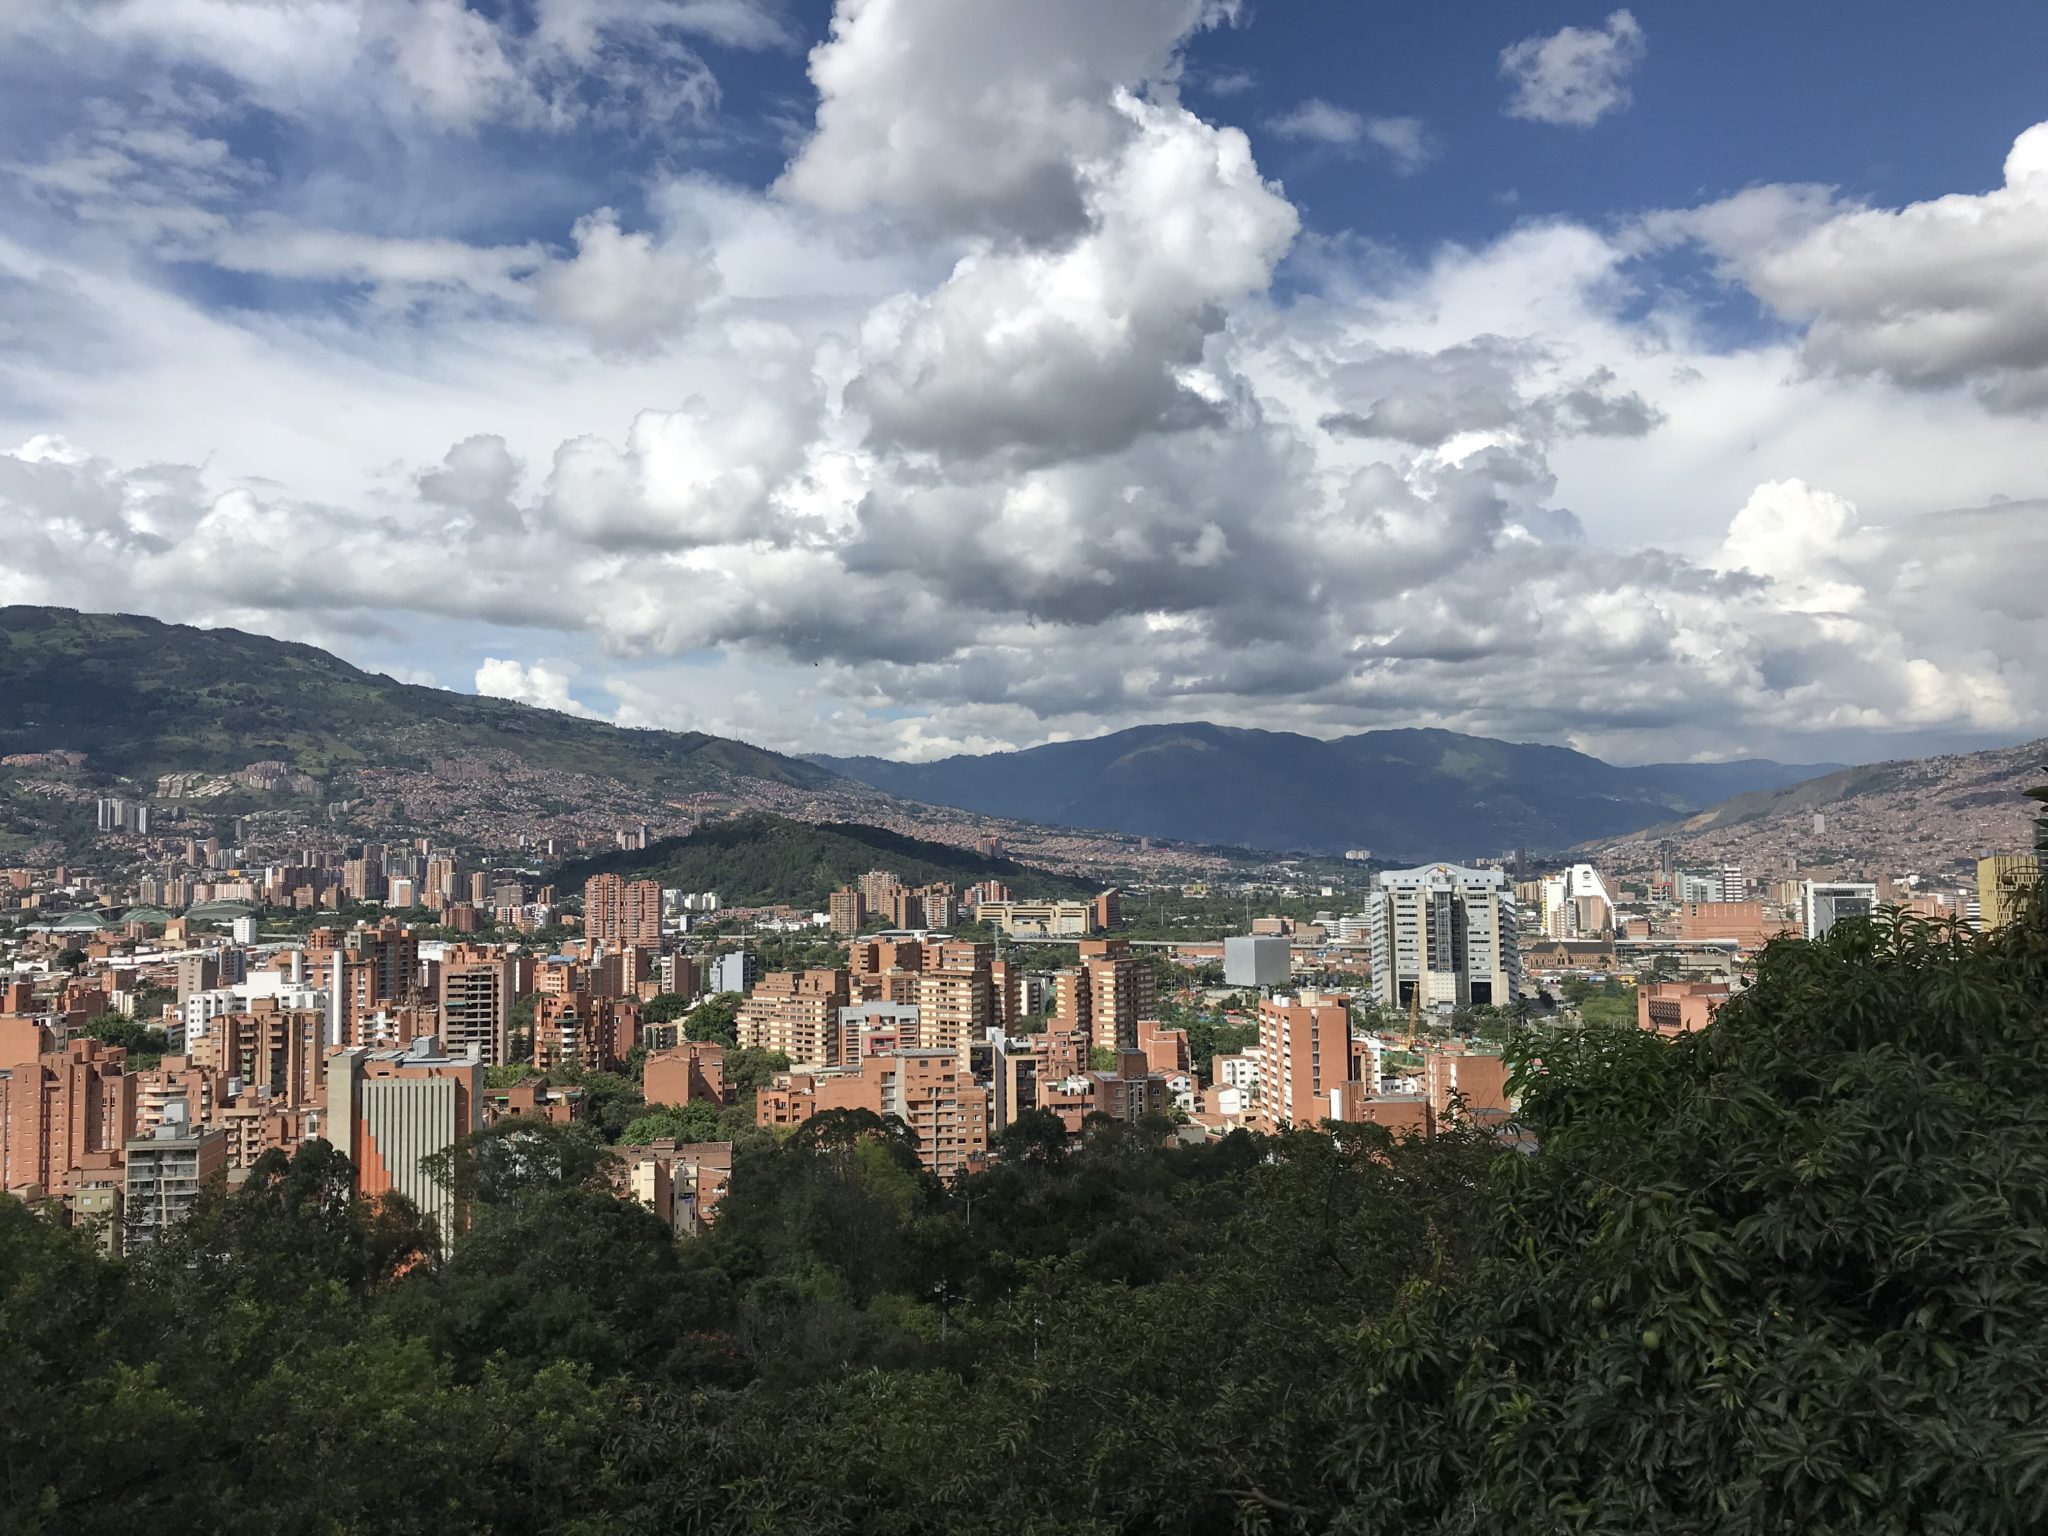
[621,1101,731,1144]
[1573,978,1635,1027]
[1329,897,2048,1536]
[642,990,694,1024]
[571,1070,646,1142]
[80,1013,169,1068]
[722,1046,791,1100]
[684,992,741,1045]
[554,811,1090,907]
[5,861,2047,1535]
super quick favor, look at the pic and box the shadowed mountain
[813,723,1839,860]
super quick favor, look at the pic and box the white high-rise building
[1540,863,1616,938]
[1803,881,1877,939]
[1369,863,1521,1012]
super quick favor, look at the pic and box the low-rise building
[1637,980,1731,1036]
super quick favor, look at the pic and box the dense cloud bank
[0,0,2044,762]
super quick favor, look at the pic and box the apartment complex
[123,1100,227,1250]
[1253,991,1353,1130]
[758,1048,990,1180]
[913,941,996,1052]
[827,886,866,935]
[438,943,513,1065]
[583,873,663,949]
[1051,937,1156,1051]
[736,969,852,1067]
[533,993,641,1072]
[0,1036,135,1200]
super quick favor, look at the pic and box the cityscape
[5,0,2048,1531]
[5,807,2041,1245]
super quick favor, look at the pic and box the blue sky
[2,0,2047,768]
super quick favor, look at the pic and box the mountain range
[0,606,1868,866]
[813,724,1842,860]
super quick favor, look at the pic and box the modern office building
[1976,855,2041,932]
[1802,880,1878,940]
[1224,933,1291,988]
[708,950,759,996]
[1368,863,1521,1012]
[327,1036,483,1248]
[1540,864,1615,939]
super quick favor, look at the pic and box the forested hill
[0,605,836,792]
[552,813,1094,907]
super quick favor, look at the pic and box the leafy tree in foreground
[1330,889,2048,1536]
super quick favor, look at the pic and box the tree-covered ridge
[5,868,2046,1533]
[554,811,1094,907]
[0,604,836,790]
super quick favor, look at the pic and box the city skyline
[3,3,2048,766]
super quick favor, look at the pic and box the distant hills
[1598,735,2048,870]
[0,606,836,793]
[0,608,1855,869]
[813,723,1841,860]
[553,813,1093,908]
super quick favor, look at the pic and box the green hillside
[0,606,836,792]
[554,813,1093,907]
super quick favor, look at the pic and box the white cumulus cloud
[1499,9,1645,127]
[474,658,602,718]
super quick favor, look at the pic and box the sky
[3,1,2048,769]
